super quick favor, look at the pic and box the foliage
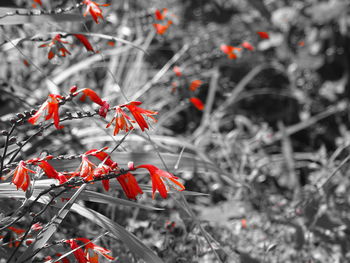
[0,0,350,262]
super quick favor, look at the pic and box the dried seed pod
[16,113,25,119]
[9,118,17,124]
[9,137,17,143]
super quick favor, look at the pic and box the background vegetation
[0,0,350,262]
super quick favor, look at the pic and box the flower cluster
[39,34,95,60]
[220,33,270,60]
[0,224,42,248]
[171,66,205,111]
[58,238,114,263]
[153,8,173,35]
[3,148,185,200]
[27,87,157,135]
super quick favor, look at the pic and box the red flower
[74,34,95,52]
[220,44,242,59]
[155,8,168,20]
[173,66,182,77]
[31,223,43,231]
[7,226,25,235]
[85,147,117,167]
[6,161,35,191]
[33,0,42,7]
[136,164,185,199]
[93,163,113,191]
[65,239,88,263]
[117,172,143,200]
[77,88,103,105]
[124,101,158,131]
[39,34,71,60]
[75,88,110,118]
[36,160,59,179]
[241,41,254,51]
[3,226,26,248]
[107,40,115,47]
[189,80,202,91]
[257,31,269,39]
[28,94,64,129]
[189,97,204,110]
[106,107,134,135]
[78,154,96,181]
[153,20,173,35]
[74,238,115,262]
[88,148,118,191]
[83,0,110,24]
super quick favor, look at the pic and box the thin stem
[7,188,68,263]
[0,124,16,176]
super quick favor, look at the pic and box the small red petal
[241,41,254,51]
[257,31,269,39]
[74,34,95,52]
[189,97,204,110]
[189,80,202,91]
[48,50,55,60]
[173,66,182,77]
[70,85,78,94]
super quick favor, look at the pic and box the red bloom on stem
[220,44,242,59]
[124,101,158,131]
[7,226,25,235]
[75,88,110,118]
[39,34,71,60]
[85,147,117,168]
[136,164,185,199]
[93,163,113,191]
[241,41,255,51]
[74,34,95,52]
[28,94,64,129]
[257,31,269,39]
[4,226,26,248]
[6,161,35,192]
[65,239,88,263]
[153,20,173,35]
[78,88,103,104]
[36,160,59,179]
[155,8,168,20]
[106,107,134,135]
[78,154,96,181]
[189,97,204,110]
[117,172,143,200]
[189,80,202,91]
[31,223,43,231]
[74,238,115,262]
[83,0,110,24]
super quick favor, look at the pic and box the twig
[0,124,16,176]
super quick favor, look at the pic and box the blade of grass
[15,184,87,263]
[72,203,164,263]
